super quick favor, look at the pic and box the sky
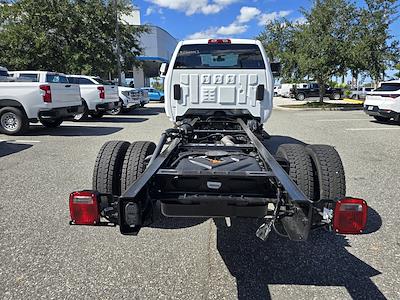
[135,0,400,41]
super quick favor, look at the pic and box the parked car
[139,88,150,107]
[142,87,165,102]
[349,87,374,100]
[107,86,141,115]
[0,71,83,135]
[0,66,9,79]
[292,83,343,101]
[280,83,295,98]
[364,80,400,123]
[67,75,119,120]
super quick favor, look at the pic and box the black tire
[296,93,306,101]
[92,141,131,196]
[306,145,346,201]
[41,118,63,128]
[331,93,341,100]
[0,107,29,135]
[107,100,123,115]
[373,116,390,122]
[276,144,314,200]
[73,101,88,121]
[351,94,358,100]
[159,96,165,103]
[90,111,104,119]
[121,141,156,193]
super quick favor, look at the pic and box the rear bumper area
[126,102,140,109]
[95,101,119,111]
[160,195,270,217]
[364,105,399,119]
[38,104,84,120]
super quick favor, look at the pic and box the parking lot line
[316,119,370,122]
[0,139,41,143]
[346,127,400,131]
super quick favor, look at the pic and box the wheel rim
[74,113,84,120]
[298,94,304,100]
[334,94,340,100]
[1,112,19,132]
[108,107,121,115]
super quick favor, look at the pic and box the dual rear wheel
[92,140,156,196]
[276,143,346,202]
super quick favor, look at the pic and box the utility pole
[114,0,122,85]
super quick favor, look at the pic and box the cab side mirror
[160,63,169,77]
[270,62,281,77]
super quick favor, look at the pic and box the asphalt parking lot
[1,102,399,299]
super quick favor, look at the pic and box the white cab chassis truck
[0,71,83,135]
[69,39,368,242]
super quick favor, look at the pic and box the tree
[0,0,147,78]
[294,0,357,102]
[257,20,303,82]
[394,63,400,78]
[357,0,399,84]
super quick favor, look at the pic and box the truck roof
[380,79,400,84]
[0,66,8,72]
[181,38,260,45]
[10,70,66,76]
[68,75,98,79]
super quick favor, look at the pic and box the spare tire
[121,141,156,193]
[306,144,346,201]
[92,140,130,196]
[276,144,315,200]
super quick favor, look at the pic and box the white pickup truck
[67,75,119,119]
[107,86,141,115]
[0,71,83,135]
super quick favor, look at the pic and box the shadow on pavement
[26,125,123,136]
[125,106,165,116]
[214,207,384,300]
[263,135,307,155]
[83,116,148,123]
[0,141,33,158]
[370,120,400,126]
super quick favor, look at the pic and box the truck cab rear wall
[164,39,273,124]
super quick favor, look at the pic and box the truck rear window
[174,44,265,69]
[46,74,69,83]
[375,83,400,92]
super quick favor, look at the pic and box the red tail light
[97,86,105,100]
[39,85,52,103]
[333,198,368,234]
[69,191,100,225]
[208,39,231,44]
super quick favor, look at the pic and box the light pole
[114,0,122,85]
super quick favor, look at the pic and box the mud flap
[280,203,312,241]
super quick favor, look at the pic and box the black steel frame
[116,117,315,241]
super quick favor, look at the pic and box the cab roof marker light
[208,39,231,44]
